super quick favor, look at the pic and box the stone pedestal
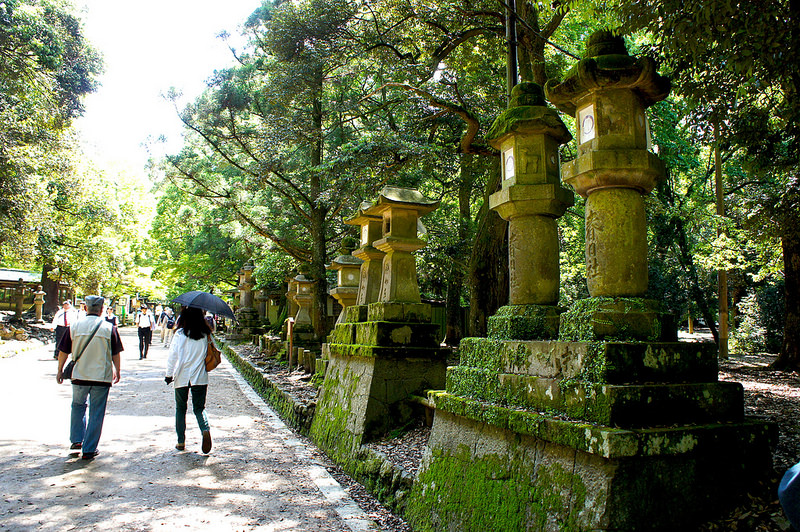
[486,82,574,340]
[407,32,774,532]
[311,187,445,465]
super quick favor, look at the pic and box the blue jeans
[174,385,209,444]
[70,384,110,453]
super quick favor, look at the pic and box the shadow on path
[0,327,356,531]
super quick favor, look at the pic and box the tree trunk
[40,262,60,315]
[468,162,508,337]
[309,89,329,341]
[673,216,719,343]
[772,183,800,371]
[311,206,329,340]
[444,154,477,345]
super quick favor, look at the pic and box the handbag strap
[73,319,105,365]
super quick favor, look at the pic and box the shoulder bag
[205,334,221,372]
[62,319,104,381]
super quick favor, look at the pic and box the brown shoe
[201,430,212,454]
[175,443,185,451]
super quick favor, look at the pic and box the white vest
[71,315,114,383]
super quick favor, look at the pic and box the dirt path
[0,327,377,531]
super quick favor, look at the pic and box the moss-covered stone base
[458,337,718,384]
[310,346,446,462]
[487,305,562,340]
[407,408,774,531]
[446,366,743,427]
[559,297,677,342]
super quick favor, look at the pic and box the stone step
[433,392,774,460]
[329,321,440,347]
[328,343,448,360]
[458,337,717,384]
[446,367,742,427]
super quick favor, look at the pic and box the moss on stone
[406,438,589,531]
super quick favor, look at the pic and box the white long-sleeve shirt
[165,329,212,387]
[51,308,78,328]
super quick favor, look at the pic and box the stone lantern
[367,187,439,304]
[345,203,385,308]
[14,278,26,319]
[229,260,265,340]
[33,285,46,322]
[293,267,315,330]
[545,30,674,339]
[486,82,574,339]
[285,275,299,319]
[327,237,363,324]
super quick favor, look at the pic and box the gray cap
[84,295,105,313]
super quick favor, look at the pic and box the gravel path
[0,327,379,531]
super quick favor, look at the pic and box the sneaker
[81,451,98,461]
[201,430,212,454]
[70,442,82,450]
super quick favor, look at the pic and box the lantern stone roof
[544,30,671,116]
[345,201,382,226]
[363,186,439,217]
[328,254,363,269]
[485,82,572,145]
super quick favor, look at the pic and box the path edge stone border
[223,343,414,514]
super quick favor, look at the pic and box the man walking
[136,305,155,359]
[50,301,78,359]
[56,295,123,460]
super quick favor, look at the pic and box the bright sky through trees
[73,0,261,173]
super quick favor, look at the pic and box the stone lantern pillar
[255,289,268,319]
[328,237,363,324]
[285,276,299,319]
[239,262,255,309]
[369,187,439,304]
[293,270,315,329]
[33,285,46,322]
[545,30,674,340]
[486,82,574,339]
[228,260,265,341]
[345,203,385,308]
[313,186,446,467]
[14,278,26,319]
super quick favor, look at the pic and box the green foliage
[731,281,785,355]
[0,0,101,257]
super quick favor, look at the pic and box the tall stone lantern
[545,30,674,340]
[293,266,315,330]
[238,262,255,309]
[369,187,439,304]
[486,82,574,339]
[327,237,363,324]
[33,285,46,323]
[345,203,385,309]
[229,260,264,340]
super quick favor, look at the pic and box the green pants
[174,385,209,444]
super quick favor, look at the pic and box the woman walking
[165,307,214,453]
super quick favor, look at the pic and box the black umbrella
[171,291,236,320]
